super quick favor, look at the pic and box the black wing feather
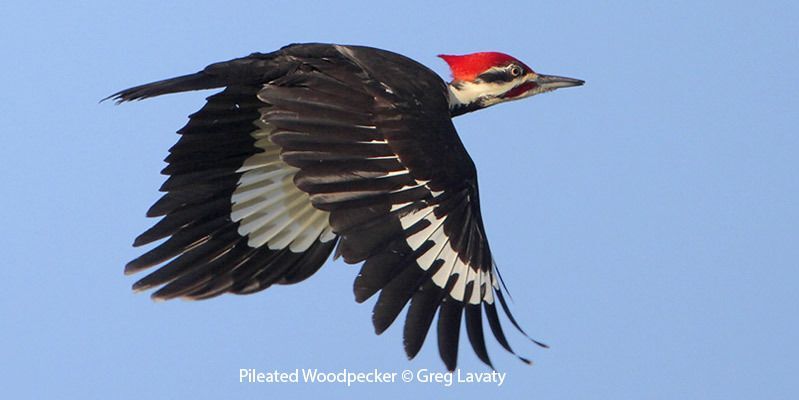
[465,302,493,368]
[112,43,541,370]
[113,54,338,301]
[255,45,540,369]
[403,279,448,359]
[438,295,464,371]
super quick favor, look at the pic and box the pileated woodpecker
[109,43,583,370]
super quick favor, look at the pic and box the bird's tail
[103,72,225,103]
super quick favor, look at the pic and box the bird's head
[439,52,583,116]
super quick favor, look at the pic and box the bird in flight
[108,43,583,370]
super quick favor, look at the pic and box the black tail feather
[103,72,225,103]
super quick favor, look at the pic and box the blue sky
[1,1,797,398]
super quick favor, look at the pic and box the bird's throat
[447,82,487,117]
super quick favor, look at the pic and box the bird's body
[110,43,582,370]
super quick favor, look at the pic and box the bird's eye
[510,66,522,77]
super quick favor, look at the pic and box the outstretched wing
[120,83,339,299]
[110,43,540,370]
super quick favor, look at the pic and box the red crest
[438,52,532,81]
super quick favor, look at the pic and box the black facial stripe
[450,101,485,117]
[476,70,512,83]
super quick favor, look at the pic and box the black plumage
[110,43,544,370]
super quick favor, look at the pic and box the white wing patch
[234,97,497,305]
[398,191,495,305]
[232,119,334,252]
